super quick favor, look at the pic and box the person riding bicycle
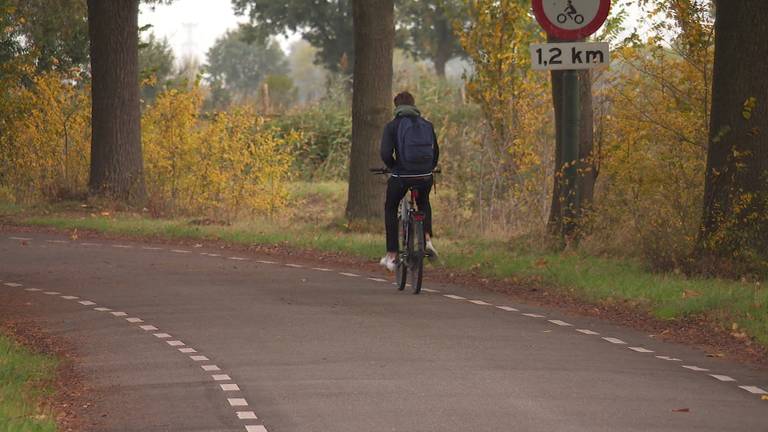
[379,91,439,272]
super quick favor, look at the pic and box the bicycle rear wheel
[396,219,409,291]
[411,221,425,294]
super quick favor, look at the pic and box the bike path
[1,231,766,431]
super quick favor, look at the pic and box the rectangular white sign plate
[530,42,609,70]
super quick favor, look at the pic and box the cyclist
[379,91,439,272]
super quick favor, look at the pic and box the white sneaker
[425,240,439,260]
[379,255,397,272]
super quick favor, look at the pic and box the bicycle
[371,167,439,294]
[557,0,584,24]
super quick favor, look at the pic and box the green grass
[3,182,767,348]
[0,334,58,432]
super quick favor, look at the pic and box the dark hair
[394,91,415,107]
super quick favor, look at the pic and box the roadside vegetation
[0,334,58,432]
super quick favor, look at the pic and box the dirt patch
[3,221,767,368]
[0,294,91,432]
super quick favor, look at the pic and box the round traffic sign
[532,0,611,41]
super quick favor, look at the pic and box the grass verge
[0,334,58,431]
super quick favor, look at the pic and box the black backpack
[396,116,436,172]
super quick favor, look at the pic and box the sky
[139,0,646,68]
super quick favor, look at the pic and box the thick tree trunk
[87,0,146,204]
[698,0,768,268]
[546,37,596,236]
[345,0,394,221]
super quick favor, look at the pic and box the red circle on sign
[532,0,611,41]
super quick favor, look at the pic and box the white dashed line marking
[285,263,304,268]
[340,272,360,277]
[443,294,466,300]
[10,237,32,241]
[207,253,222,257]
[220,384,240,391]
[126,318,144,323]
[628,347,654,353]
[154,333,172,339]
[523,313,545,318]
[24,288,41,292]
[602,337,627,345]
[139,325,158,331]
[576,329,600,335]
[171,249,191,254]
[44,291,61,295]
[78,300,97,306]
[94,307,112,312]
[422,288,440,293]
[167,340,185,347]
[61,296,79,300]
[229,257,248,261]
[368,277,388,282]
[4,283,23,287]
[237,412,258,420]
[202,365,221,372]
[141,246,164,250]
[179,348,197,353]
[739,385,768,395]
[709,374,736,382]
[245,426,268,432]
[212,374,231,381]
[656,356,682,361]
[110,311,128,317]
[496,306,519,312]
[112,245,133,249]
[46,240,68,244]
[191,355,209,361]
[682,365,709,372]
[549,320,573,327]
[228,398,248,407]
[468,300,493,306]
[80,242,100,246]
[257,260,277,264]
[312,267,331,271]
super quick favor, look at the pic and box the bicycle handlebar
[369,167,441,175]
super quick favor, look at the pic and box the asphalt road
[1,231,767,432]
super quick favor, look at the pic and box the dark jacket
[380,110,440,176]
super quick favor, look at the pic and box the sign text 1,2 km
[529,42,609,71]
[532,0,611,40]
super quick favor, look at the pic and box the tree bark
[87,0,146,204]
[698,0,768,267]
[345,0,394,221]
[546,36,596,237]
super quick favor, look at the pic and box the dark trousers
[385,176,433,253]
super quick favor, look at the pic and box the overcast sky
[139,0,645,67]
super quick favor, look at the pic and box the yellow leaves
[742,97,757,121]
[141,86,296,219]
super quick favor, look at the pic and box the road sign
[529,42,610,70]
[532,0,611,40]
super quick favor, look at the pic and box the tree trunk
[432,16,452,78]
[87,0,146,204]
[546,37,596,237]
[345,0,394,221]
[698,0,768,268]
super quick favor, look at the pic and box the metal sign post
[531,0,610,241]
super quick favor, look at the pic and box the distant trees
[698,0,768,272]
[232,0,464,77]
[206,26,290,107]
[139,33,175,103]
